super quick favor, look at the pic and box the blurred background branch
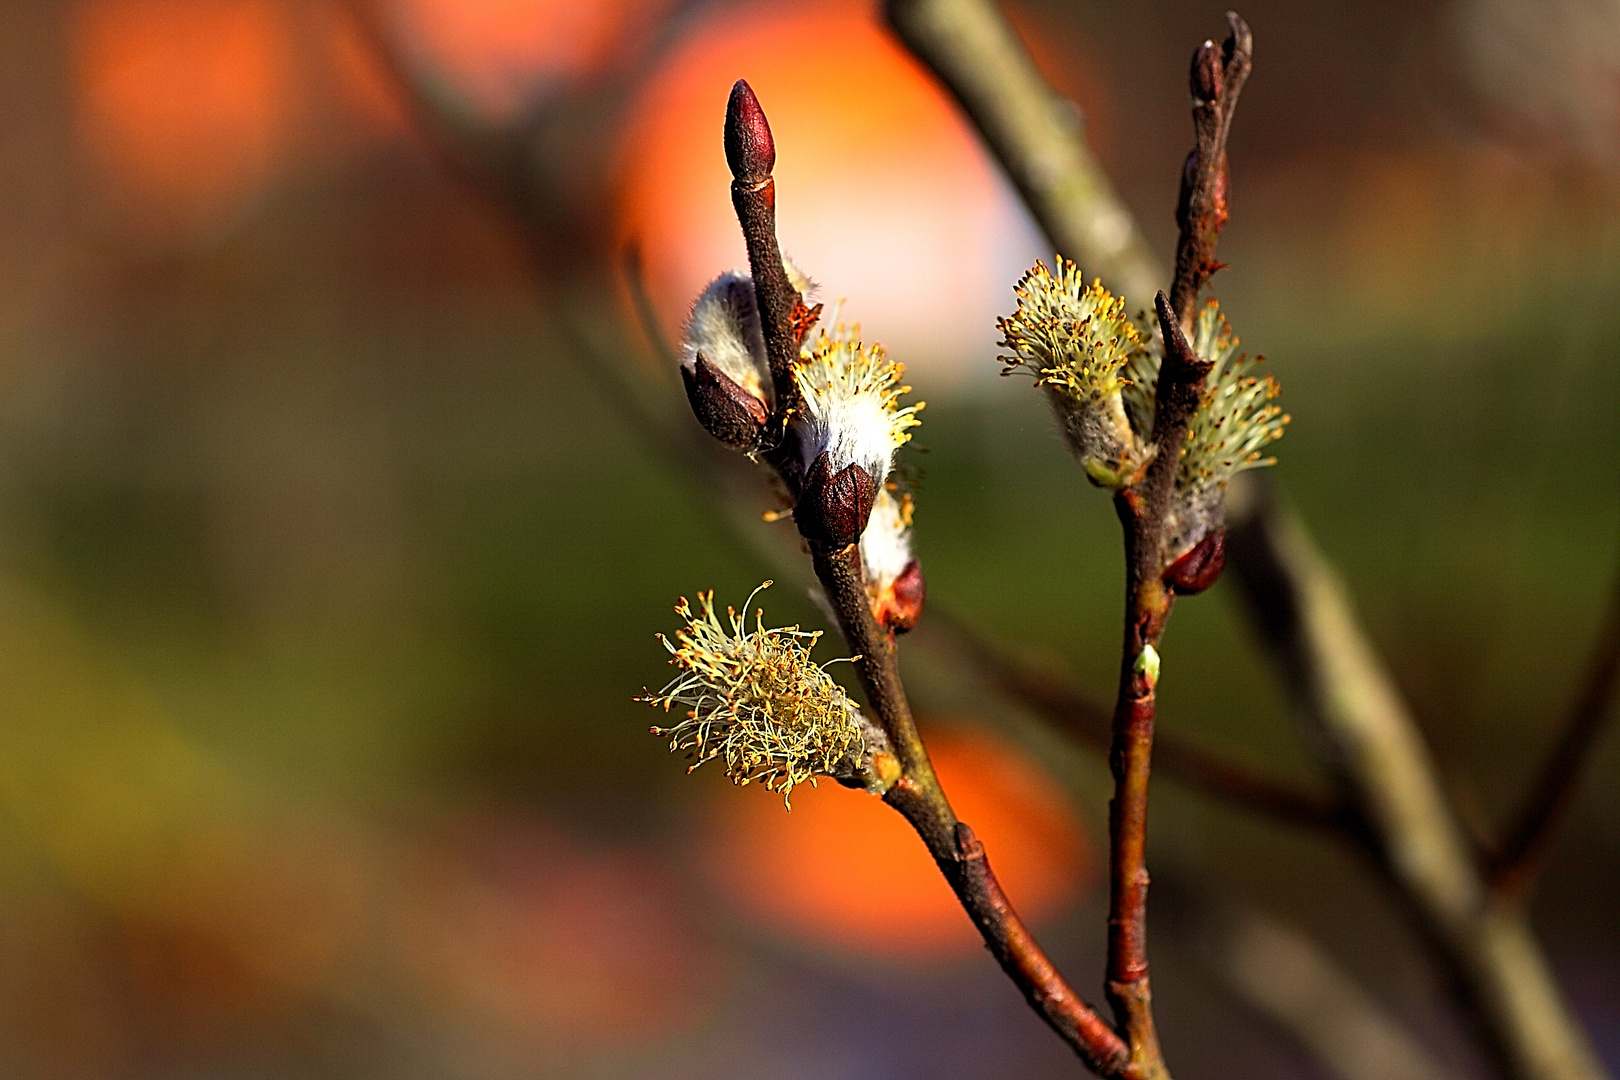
[1487,562,1620,897]
[1225,478,1608,1080]
[1196,900,1465,1080]
[0,0,1615,1077]
[934,615,1349,835]
[881,0,1160,305]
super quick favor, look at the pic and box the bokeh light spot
[616,3,1043,387]
[705,723,1092,959]
[72,0,295,238]
[389,0,672,119]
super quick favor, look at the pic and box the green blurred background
[0,0,1615,1076]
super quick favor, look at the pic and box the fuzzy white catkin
[680,257,818,404]
[792,327,922,486]
[859,487,913,590]
[682,272,769,399]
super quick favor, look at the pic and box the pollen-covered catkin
[1123,301,1289,559]
[638,583,864,803]
[998,257,1153,489]
[791,323,923,488]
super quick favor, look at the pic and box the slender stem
[810,539,1132,1075]
[883,0,1162,305]
[1170,14,1252,328]
[1488,562,1620,897]
[808,544,937,802]
[1095,299,1213,1075]
[1104,545,1169,1073]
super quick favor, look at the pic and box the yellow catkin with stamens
[998,257,1152,488]
[791,322,924,485]
[1124,301,1289,556]
[638,583,862,804]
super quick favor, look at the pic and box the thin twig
[1170,13,1251,328]
[1225,476,1608,1080]
[1488,562,1620,897]
[813,527,1132,1074]
[883,0,1161,305]
[338,0,532,222]
[1093,24,1250,1055]
[1091,298,1212,1080]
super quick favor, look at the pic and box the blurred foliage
[0,0,1616,1076]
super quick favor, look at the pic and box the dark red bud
[1164,527,1226,595]
[878,558,926,633]
[681,355,768,451]
[1191,39,1222,103]
[794,452,876,547]
[725,79,775,184]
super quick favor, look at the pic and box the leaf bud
[681,356,769,451]
[795,451,876,547]
[1191,38,1223,104]
[724,79,775,185]
[1163,527,1226,595]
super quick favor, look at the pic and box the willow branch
[338,0,533,221]
[883,0,1161,305]
[1088,297,1211,1080]
[1225,478,1609,1080]
[813,544,1130,1074]
[1201,904,1465,1080]
[1488,562,1620,897]
[887,4,1609,1077]
[1170,13,1251,327]
[1094,28,1246,1054]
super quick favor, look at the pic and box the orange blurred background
[0,0,1616,1077]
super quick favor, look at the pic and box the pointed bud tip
[1153,290,1177,331]
[682,355,769,451]
[725,79,775,183]
[1224,12,1253,64]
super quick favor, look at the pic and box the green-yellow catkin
[1125,301,1289,556]
[998,257,1153,488]
[638,583,862,804]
